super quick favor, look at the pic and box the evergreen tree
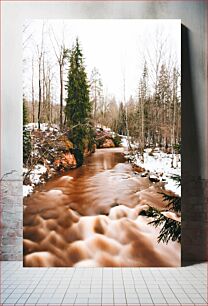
[65,38,92,153]
[141,175,181,244]
[136,62,148,155]
[23,97,29,125]
[23,98,31,165]
[157,63,172,146]
[117,102,126,135]
[65,38,91,126]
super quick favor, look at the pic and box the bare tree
[31,57,35,123]
[44,62,56,123]
[90,68,104,126]
[49,26,69,130]
[36,23,45,129]
[122,66,131,148]
[23,21,33,50]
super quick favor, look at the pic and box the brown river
[23,148,180,267]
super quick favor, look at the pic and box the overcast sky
[23,19,181,102]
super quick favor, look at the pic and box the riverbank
[123,145,181,196]
[23,126,122,197]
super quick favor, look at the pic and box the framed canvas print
[23,19,181,267]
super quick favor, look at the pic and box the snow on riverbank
[28,164,48,184]
[24,122,59,132]
[23,126,79,198]
[23,185,34,197]
[121,137,128,148]
[125,147,181,196]
[23,164,48,197]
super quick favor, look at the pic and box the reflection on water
[23,148,180,267]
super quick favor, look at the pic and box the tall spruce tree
[23,98,31,165]
[65,38,92,153]
[117,102,127,135]
[138,62,148,154]
[23,98,29,126]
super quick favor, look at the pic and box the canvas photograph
[23,19,181,267]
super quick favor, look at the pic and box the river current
[23,148,180,267]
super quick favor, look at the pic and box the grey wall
[1,1,207,264]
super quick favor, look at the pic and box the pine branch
[170,174,181,186]
[142,207,181,244]
[158,192,181,213]
[142,173,181,244]
[158,174,181,213]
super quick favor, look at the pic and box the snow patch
[34,164,47,174]
[24,123,59,132]
[28,164,47,184]
[121,137,128,148]
[23,185,34,197]
[131,150,181,196]
[164,177,181,196]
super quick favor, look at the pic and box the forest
[23,21,181,161]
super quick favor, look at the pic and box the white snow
[165,178,181,196]
[121,136,138,150]
[121,137,128,148]
[23,164,48,197]
[23,185,34,197]
[132,149,181,196]
[23,167,28,174]
[34,164,47,174]
[28,164,47,184]
[24,122,59,132]
[149,174,160,182]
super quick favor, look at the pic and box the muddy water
[23,148,180,267]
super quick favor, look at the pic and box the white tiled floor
[0,261,207,305]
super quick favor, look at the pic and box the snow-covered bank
[23,164,48,197]
[124,148,181,196]
[23,127,77,197]
[23,185,34,197]
[25,122,59,132]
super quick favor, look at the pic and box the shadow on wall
[181,25,207,265]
